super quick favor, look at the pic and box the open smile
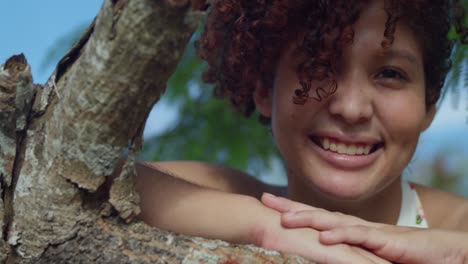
[310,136,384,156]
[308,135,384,169]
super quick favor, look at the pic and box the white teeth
[363,146,371,155]
[356,147,364,155]
[337,143,346,154]
[318,137,376,156]
[323,138,330,149]
[346,145,357,155]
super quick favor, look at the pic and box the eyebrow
[379,49,422,70]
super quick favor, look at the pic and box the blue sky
[0,1,102,82]
[0,0,177,137]
[1,1,467,168]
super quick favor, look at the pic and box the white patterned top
[397,180,428,228]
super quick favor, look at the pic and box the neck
[287,175,402,225]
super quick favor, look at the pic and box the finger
[266,225,388,264]
[351,246,392,264]
[261,193,319,213]
[287,243,381,264]
[319,226,388,248]
[319,225,410,262]
[281,210,376,230]
[281,210,342,230]
[319,244,389,264]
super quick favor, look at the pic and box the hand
[254,194,389,263]
[261,192,383,230]
[318,226,468,264]
[261,193,468,264]
[254,210,391,264]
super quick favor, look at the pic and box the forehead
[355,0,422,51]
[282,0,423,67]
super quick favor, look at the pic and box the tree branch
[0,0,312,262]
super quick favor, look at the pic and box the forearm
[426,230,468,264]
[143,161,266,198]
[453,231,468,264]
[134,165,392,263]
[135,162,269,244]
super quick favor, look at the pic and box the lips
[310,136,384,156]
[308,134,384,169]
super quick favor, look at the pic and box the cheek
[270,92,307,156]
[271,83,300,126]
[378,92,427,144]
[271,96,296,137]
[271,88,312,130]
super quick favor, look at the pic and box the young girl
[134,0,468,262]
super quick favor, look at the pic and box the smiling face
[254,0,435,204]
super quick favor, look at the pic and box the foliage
[442,0,468,108]
[140,32,279,175]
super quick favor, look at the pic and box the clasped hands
[254,193,467,264]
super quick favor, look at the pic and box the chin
[303,169,384,201]
[316,181,373,201]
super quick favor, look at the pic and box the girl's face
[254,0,435,201]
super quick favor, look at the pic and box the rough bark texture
[0,0,312,263]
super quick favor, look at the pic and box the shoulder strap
[397,180,429,228]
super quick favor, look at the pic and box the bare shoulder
[414,183,468,231]
[141,160,285,199]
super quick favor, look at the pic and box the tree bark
[0,0,311,263]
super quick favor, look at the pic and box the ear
[421,104,436,131]
[253,81,272,118]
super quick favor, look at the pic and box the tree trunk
[0,0,310,263]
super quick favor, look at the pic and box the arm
[143,161,283,198]
[136,162,261,243]
[135,163,389,263]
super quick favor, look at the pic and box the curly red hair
[195,0,464,123]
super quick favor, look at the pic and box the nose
[327,74,374,124]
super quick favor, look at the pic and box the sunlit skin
[254,0,435,224]
[132,0,468,262]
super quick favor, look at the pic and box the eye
[376,68,408,81]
